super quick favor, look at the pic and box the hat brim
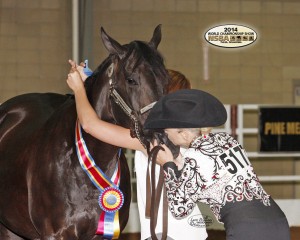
[144,89,227,129]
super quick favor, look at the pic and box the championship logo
[204,24,257,48]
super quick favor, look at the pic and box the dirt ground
[120,227,300,239]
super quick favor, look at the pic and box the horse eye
[126,77,138,85]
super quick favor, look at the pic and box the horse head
[84,25,169,148]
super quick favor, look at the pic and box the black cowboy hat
[144,89,227,129]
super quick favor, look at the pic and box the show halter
[75,120,124,239]
[107,63,156,149]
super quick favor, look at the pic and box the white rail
[236,104,300,183]
[259,175,300,182]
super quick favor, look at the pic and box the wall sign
[259,107,300,151]
[204,24,257,48]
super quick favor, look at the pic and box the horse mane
[84,57,111,90]
[82,57,112,108]
[122,41,167,77]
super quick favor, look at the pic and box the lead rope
[146,145,168,240]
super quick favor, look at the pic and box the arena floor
[119,227,300,240]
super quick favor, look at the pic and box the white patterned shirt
[163,132,270,221]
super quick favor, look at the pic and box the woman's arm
[67,69,145,153]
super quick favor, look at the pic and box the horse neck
[82,61,120,174]
[80,123,120,178]
[85,58,115,123]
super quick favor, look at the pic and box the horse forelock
[85,41,167,90]
[119,41,169,100]
[122,41,166,76]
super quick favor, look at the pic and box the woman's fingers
[68,59,77,68]
[68,59,78,74]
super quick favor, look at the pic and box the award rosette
[99,187,124,213]
[75,120,123,239]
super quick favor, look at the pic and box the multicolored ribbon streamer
[75,120,124,239]
[83,59,93,77]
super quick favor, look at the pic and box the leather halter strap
[107,63,156,149]
[109,83,156,117]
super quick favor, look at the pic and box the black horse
[0,25,169,239]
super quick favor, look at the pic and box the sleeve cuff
[163,161,177,170]
[163,162,182,178]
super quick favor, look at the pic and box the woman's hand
[66,70,84,93]
[68,59,88,82]
[151,141,174,166]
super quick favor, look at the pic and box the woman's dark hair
[166,69,191,93]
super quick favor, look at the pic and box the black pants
[225,217,290,240]
[221,198,290,240]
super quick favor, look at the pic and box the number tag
[219,145,250,174]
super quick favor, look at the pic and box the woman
[67,61,208,240]
[144,89,290,240]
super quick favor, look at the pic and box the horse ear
[149,24,162,49]
[100,27,126,58]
